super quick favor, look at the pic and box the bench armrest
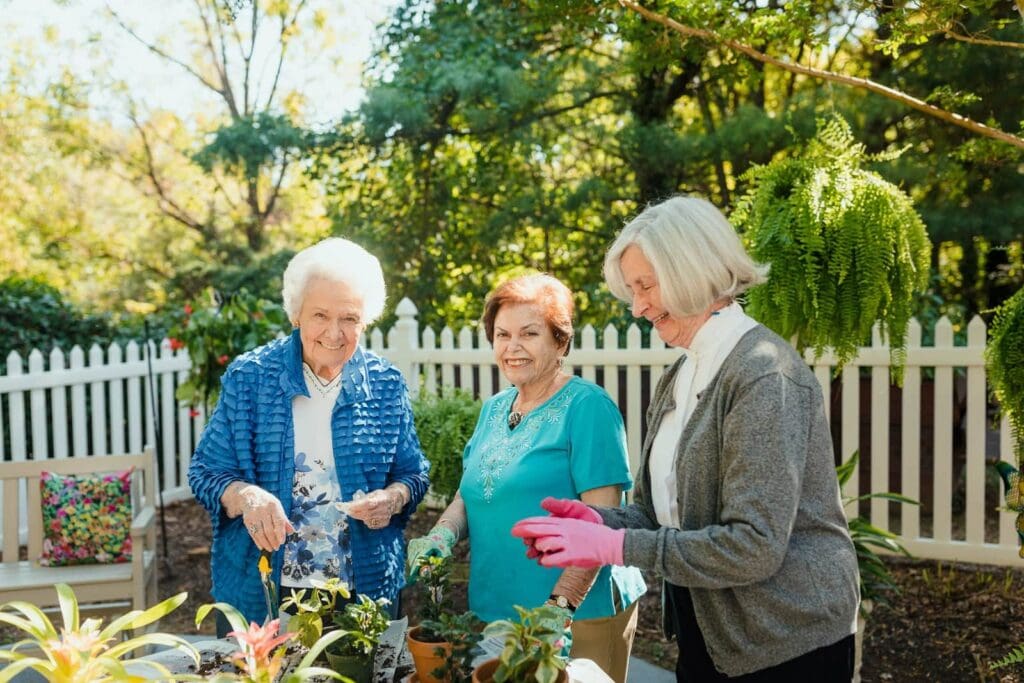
[131,505,156,541]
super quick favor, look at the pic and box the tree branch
[193,0,240,118]
[944,29,1024,50]
[265,0,307,110]
[127,110,215,241]
[107,5,225,99]
[618,0,1024,150]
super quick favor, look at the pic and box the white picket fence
[0,298,1019,566]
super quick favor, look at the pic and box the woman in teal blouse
[406,273,645,683]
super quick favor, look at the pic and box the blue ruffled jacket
[188,329,430,623]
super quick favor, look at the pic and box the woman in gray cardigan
[513,196,859,681]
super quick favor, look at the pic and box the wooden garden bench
[0,448,159,616]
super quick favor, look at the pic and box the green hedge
[412,389,482,505]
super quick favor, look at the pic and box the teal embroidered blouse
[461,376,646,622]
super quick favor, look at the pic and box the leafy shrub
[0,277,115,370]
[168,288,289,411]
[412,390,482,504]
[732,115,931,383]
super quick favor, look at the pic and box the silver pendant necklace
[507,372,562,430]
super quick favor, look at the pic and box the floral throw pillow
[39,468,133,566]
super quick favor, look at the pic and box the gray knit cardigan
[596,325,859,676]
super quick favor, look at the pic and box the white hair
[603,196,768,317]
[281,238,387,324]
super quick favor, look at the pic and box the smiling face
[295,277,366,380]
[492,303,565,391]
[619,245,710,349]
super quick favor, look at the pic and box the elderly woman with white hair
[189,237,429,631]
[514,196,860,681]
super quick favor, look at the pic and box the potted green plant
[324,594,391,683]
[731,114,931,383]
[407,554,454,683]
[420,610,484,683]
[473,605,568,683]
[0,583,198,681]
[279,577,353,650]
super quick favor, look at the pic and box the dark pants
[215,589,402,638]
[666,582,854,682]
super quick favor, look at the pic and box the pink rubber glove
[521,497,605,559]
[540,497,603,524]
[511,516,625,568]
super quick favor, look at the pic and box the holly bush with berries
[169,289,289,412]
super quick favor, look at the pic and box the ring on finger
[249,523,260,534]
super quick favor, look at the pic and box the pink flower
[169,338,186,351]
[218,354,230,365]
[189,408,201,418]
[228,619,295,679]
[184,304,193,315]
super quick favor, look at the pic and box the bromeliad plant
[732,115,931,383]
[0,583,198,682]
[195,601,345,683]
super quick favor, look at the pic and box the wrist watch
[547,593,577,614]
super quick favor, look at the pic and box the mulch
[147,500,1024,681]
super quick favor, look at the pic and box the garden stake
[144,319,173,579]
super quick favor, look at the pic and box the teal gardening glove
[406,525,457,584]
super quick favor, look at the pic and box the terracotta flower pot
[471,657,500,683]
[406,625,452,683]
[470,657,568,683]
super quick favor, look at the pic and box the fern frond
[990,643,1024,671]
[732,114,931,382]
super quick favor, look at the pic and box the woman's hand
[235,484,294,552]
[344,487,406,529]
[512,516,625,568]
[406,525,457,583]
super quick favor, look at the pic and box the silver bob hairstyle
[603,196,768,318]
[281,237,387,325]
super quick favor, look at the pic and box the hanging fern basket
[731,116,931,383]
[985,285,1024,559]
[987,285,1024,463]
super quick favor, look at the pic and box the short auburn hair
[482,274,574,356]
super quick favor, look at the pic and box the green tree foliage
[733,116,931,379]
[329,0,822,329]
[0,278,116,370]
[328,0,1020,330]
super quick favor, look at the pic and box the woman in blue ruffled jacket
[188,238,430,630]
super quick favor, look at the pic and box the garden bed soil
[124,501,1024,681]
